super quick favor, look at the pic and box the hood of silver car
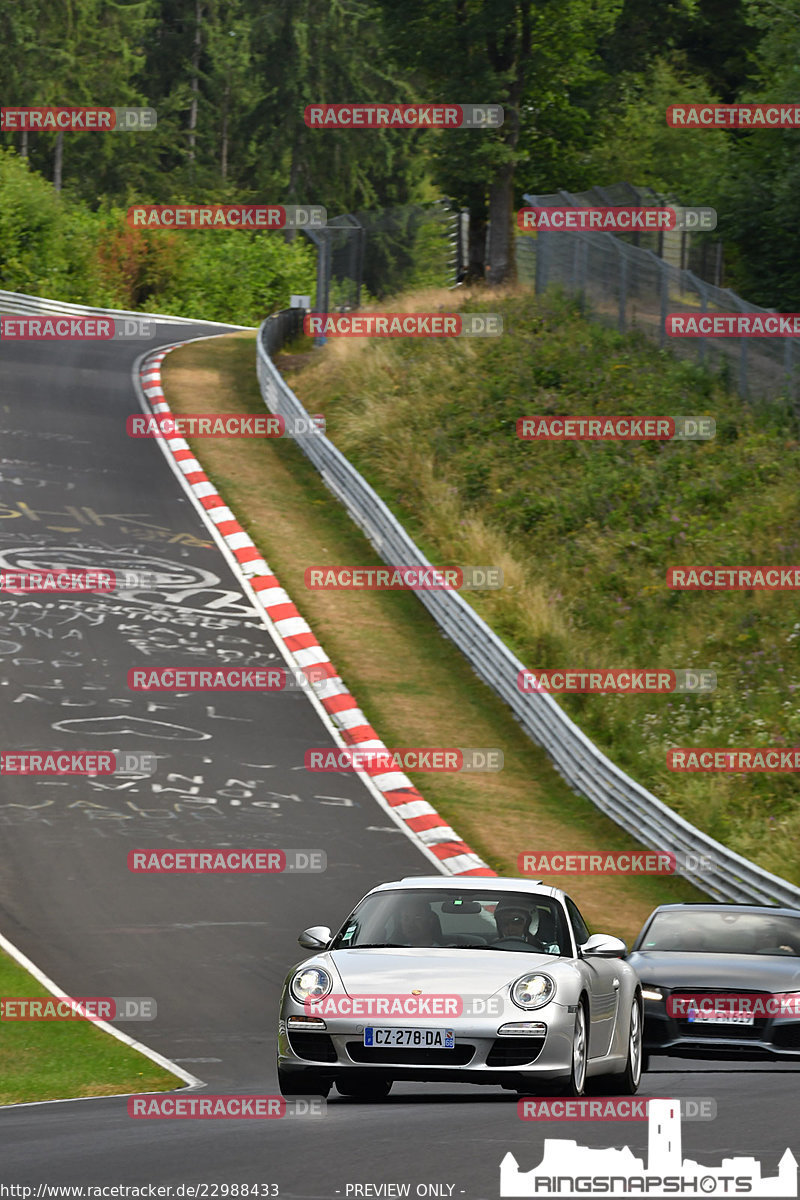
[327,947,558,995]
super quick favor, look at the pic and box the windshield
[329,890,570,954]
[640,910,800,955]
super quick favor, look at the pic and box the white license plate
[689,1013,755,1025]
[363,1027,455,1048]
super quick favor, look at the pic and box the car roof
[645,902,800,918]
[365,876,559,899]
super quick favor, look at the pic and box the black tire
[335,1075,392,1100]
[605,996,643,1095]
[277,1066,331,1098]
[555,1000,588,1097]
[641,1051,651,1073]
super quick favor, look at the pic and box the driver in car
[394,898,446,947]
[493,899,552,950]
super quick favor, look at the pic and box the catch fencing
[519,185,800,404]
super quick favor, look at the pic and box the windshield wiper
[343,942,407,949]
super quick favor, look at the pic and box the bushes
[0,150,316,321]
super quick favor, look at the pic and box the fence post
[535,231,549,294]
[315,230,330,347]
[618,243,628,333]
[659,259,668,347]
[785,337,797,412]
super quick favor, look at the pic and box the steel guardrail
[0,288,253,329]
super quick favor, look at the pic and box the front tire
[606,996,643,1095]
[556,1001,588,1097]
[277,1066,331,1098]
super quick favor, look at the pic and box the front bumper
[277,1009,577,1084]
[643,996,800,1060]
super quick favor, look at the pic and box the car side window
[565,897,590,947]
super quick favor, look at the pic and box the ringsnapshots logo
[517,416,715,441]
[127,848,326,873]
[517,207,717,232]
[0,751,156,776]
[305,566,502,590]
[668,313,800,337]
[126,205,326,229]
[667,102,800,128]
[0,106,156,131]
[304,748,503,773]
[0,997,156,1021]
[668,748,800,772]
[304,104,503,129]
[500,1098,797,1198]
[303,313,502,337]
[128,1095,324,1119]
[0,316,155,340]
[127,665,330,693]
[517,669,716,694]
[669,565,800,589]
[517,851,718,877]
[126,413,325,438]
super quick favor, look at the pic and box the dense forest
[1,0,800,310]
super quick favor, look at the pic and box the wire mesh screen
[520,187,800,404]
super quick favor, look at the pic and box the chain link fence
[303,200,461,318]
[518,185,800,405]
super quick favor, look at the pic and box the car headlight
[641,985,664,1002]
[511,973,556,1010]
[290,967,332,1003]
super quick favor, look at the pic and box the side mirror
[298,925,332,950]
[581,933,628,959]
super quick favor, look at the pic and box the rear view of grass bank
[282,286,800,887]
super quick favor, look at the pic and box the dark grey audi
[628,903,800,1068]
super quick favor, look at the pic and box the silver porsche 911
[277,876,642,1099]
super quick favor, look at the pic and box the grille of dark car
[288,1032,337,1062]
[773,1024,800,1050]
[346,1042,475,1066]
[486,1037,546,1067]
[675,1020,763,1039]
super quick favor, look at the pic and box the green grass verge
[0,947,182,1105]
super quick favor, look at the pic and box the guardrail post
[535,231,549,294]
[659,260,668,347]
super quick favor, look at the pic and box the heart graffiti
[51,715,211,740]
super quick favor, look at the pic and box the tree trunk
[53,130,63,192]
[466,206,487,281]
[220,83,229,180]
[486,163,516,285]
[484,1,529,285]
[188,0,203,164]
[20,130,28,158]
